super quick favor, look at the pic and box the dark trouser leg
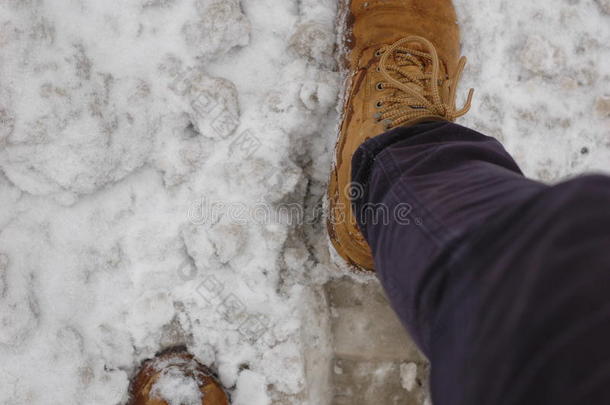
[352,121,610,405]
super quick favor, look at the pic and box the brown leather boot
[327,0,474,272]
[128,347,229,405]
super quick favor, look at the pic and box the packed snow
[150,367,203,405]
[0,0,608,404]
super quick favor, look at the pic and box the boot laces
[374,36,474,129]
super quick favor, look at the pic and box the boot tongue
[384,47,428,99]
[384,43,450,104]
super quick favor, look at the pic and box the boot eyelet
[374,49,384,57]
[375,66,381,73]
[375,82,384,91]
[375,101,383,108]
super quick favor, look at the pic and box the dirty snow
[0,0,608,404]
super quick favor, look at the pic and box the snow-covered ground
[0,0,608,404]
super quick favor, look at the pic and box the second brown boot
[128,347,229,405]
[327,0,474,272]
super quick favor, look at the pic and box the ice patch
[400,362,418,392]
